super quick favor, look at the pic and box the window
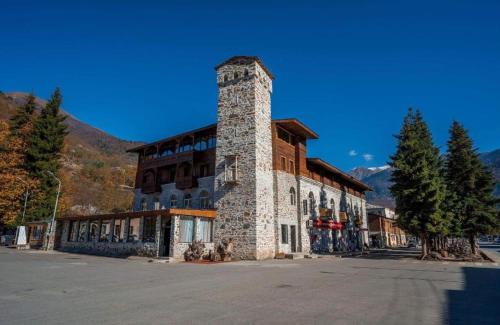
[309,192,315,215]
[143,217,156,242]
[289,160,295,174]
[330,199,335,216]
[68,221,79,242]
[140,198,147,211]
[89,221,98,241]
[153,197,160,210]
[144,147,157,160]
[224,74,228,82]
[199,164,209,178]
[100,220,111,242]
[281,225,288,244]
[128,218,140,242]
[280,156,287,170]
[244,69,249,77]
[177,138,193,153]
[78,222,87,242]
[289,187,296,205]
[184,194,192,208]
[198,219,212,242]
[200,191,210,209]
[234,72,239,79]
[277,127,292,144]
[32,225,43,240]
[179,217,194,243]
[159,144,175,157]
[114,219,126,242]
[168,166,176,183]
[224,155,238,183]
[181,163,191,177]
[303,199,308,215]
[170,195,177,208]
[207,135,216,149]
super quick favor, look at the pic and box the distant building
[56,56,371,260]
[367,204,406,248]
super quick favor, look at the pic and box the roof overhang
[60,208,217,220]
[273,118,319,139]
[307,158,372,191]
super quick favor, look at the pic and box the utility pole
[16,177,30,223]
[46,171,61,249]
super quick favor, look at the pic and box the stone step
[285,253,305,260]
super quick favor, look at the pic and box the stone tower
[213,56,275,260]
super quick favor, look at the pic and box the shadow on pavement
[447,267,500,324]
[342,248,421,260]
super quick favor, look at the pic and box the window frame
[281,224,289,244]
[142,216,156,243]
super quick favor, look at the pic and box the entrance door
[290,225,297,253]
[163,220,171,256]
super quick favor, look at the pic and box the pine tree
[445,121,499,255]
[26,88,68,221]
[390,109,446,258]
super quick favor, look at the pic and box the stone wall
[213,57,275,260]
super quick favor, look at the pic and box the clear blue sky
[2,0,499,171]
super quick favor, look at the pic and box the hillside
[0,92,143,216]
[352,150,500,208]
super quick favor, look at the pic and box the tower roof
[215,56,274,80]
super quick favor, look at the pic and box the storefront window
[114,219,126,242]
[68,221,78,242]
[100,220,111,242]
[179,217,194,243]
[78,222,87,242]
[89,221,98,241]
[142,217,156,243]
[198,219,212,242]
[128,218,140,242]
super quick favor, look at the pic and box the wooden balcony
[176,176,198,190]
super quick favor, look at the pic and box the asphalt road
[0,247,499,325]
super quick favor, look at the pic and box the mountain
[0,92,144,216]
[352,150,500,209]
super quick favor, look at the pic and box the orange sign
[339,212,348,222]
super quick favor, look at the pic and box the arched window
[140,198,147,211]
[200,190,210,209]
[289,187,296,205]
[308,192,315,215]
[170,195,177,208]
[330,198,335,215]
[184,194,192,208]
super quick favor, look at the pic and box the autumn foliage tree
[0,95,38,227]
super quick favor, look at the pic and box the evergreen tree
[26,88,68,221]
[9,94,36,137]
[390,109,446,258]
[445,121,499,254]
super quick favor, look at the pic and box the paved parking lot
[0,247,498,325]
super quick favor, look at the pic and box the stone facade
[213,57,275,260]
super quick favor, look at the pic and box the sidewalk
[480,244,500,263]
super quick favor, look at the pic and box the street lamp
[16,177,30,223]
[46,171,61,237]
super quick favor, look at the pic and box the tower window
[224,75,228,82]
[244,69,249,77]
[234,72,239,79]
[224,155,238,184]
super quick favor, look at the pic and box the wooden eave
[307,158,372,191]
[127,124,217,153]
[272,119,319,139]
[60,208,217,221]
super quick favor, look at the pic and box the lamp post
[16,177,30,223]
[46,171,61,239]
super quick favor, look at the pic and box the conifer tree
[445,121,499,255]
[390,109,446,258]
[26,88,68,221]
